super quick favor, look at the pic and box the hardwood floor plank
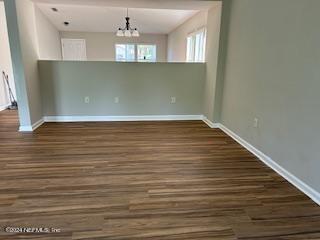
[0,110,319,239]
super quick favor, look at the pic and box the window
[115,44,157,62]
[115,44,135,62]
[137,45,156,62]
[186,28,206,62]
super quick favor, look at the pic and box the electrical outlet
[84,96,90,104]
[114,97,119,104]
[253,118,259,128]
[171,97,176,104]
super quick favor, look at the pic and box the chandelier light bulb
[116,28,124,37]
[124,29,132,37]
[132,29,140,37]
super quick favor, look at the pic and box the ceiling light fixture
[116,8,139,38]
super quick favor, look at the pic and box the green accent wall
[219,0,320,192]
[39,61,205,116]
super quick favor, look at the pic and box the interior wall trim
[43,115,204,122]
[19,118,44,132]
[202,116,220,128]
[0,104,10,112]
[19,126,33,132]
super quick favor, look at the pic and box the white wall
[0,2,16,111]
[203,4,222,122]
[34,5,62,60]
[167,11,208,62]
[60,31,168,62]
[15,0,43,124]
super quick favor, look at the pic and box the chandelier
[116,9,140,37]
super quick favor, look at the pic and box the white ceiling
[36,4,198,34]
[32,0,217,10]
[34,0,218,34]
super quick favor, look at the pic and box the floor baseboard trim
[19,125,33,132]
[19,118,44,132]
[218,123,320,206]
[202,117,220,128]
[44,115,204,122]
[0,104,10,112]
[32,118,44,131]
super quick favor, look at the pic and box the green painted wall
[39,61,205,116]
[220,0,320,192]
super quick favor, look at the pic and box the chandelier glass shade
[116,9,140,37]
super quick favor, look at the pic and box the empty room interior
[0,0,320,239]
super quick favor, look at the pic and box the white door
[61,39,87,61]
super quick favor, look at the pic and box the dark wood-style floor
[0,110,319,240]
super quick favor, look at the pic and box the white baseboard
[218,123,320,206]
[19,125,33,132]
[19,118,44,132]
[44,115,204,122]
[0,104,10,112]
[202,116,220,128]
[32,118,44,130]
[21,115,203,132]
